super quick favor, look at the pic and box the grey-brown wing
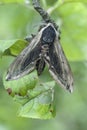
[45,37,73,93]
[6,34,42,81]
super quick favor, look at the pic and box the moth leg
[36,59,45,75]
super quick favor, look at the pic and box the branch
[32,0,58,29]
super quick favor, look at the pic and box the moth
[6,23,73,93]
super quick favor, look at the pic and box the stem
[32,0,58,29]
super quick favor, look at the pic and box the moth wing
[45,36,73,93]
[6,33,42,80]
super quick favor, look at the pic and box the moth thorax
[41,25,56,45]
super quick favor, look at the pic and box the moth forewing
[55,35,73,92]
[6,28,43,81]
[46,28,73,93]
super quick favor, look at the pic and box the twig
[32,0,58,29]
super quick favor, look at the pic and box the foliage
[0,0,87,129]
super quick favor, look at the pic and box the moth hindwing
[6,23,73,93]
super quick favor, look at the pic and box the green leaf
[64,0,87,3]
[10,39,28,56]
[0,0,25,4]
[0,39,27,56]
[3,66,56,119]
[4,71,38,96]
[0,40,16,55]
[17,81,55,119]
[18,97,54,119]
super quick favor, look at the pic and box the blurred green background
[0,0,87,130]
